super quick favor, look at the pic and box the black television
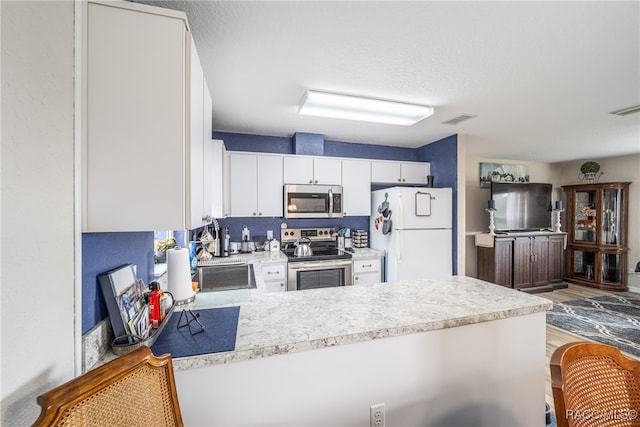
[490,182,553,232]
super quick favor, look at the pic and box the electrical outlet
[370,403,385,427]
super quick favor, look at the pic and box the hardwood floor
[539,283,639,408]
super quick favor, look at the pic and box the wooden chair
[550,342,640,427]
[33,346,183,426]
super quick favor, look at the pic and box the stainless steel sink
[197,264,256,292]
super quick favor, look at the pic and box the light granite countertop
[345,247,385,259]
[172,276,552,371]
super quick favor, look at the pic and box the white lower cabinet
[353,257,382,285]
[261,262,287,292]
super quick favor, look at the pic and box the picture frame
[479,162,529,188]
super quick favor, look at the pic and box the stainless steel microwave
[284,184,343,219]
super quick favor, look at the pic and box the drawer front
[353,259,380,274]
[262,263,286,280]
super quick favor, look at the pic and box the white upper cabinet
[371,160,430,184]
[342,160,371,216]
[283,156,313,184]
[283,156,342,185]
[228,154,257,217]
[83,1,212,232]
[187,38,206,229]
[313,158,342,185]
[208,139,226,219]
[370,161,401,184]
[401,162,430,184]
[228,153,283,217]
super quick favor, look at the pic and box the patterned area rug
[546,295,640,358]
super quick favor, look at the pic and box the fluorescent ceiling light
[298,90,434,126]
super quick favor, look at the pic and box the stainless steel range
[281,227,352,291]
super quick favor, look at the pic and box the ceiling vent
[609,105,640,116]
[441,114,477,125]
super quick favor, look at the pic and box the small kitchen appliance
[283,184,343,219]
[218,227,230,257]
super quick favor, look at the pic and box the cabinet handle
[397,178,401,182]
[309,180,313,184]
[258,212,262,216]
[315,180,318,184]
[253,212,257,216]
[202,215,212,222]
[402,178,406,182]
[355,276,359,281]
[364,264,372,268]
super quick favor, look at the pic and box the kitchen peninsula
[169,273,551,426]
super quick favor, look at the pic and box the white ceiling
[136,1,640,163]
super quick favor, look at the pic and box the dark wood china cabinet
[562,182,631,290]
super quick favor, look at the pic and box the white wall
[1,2,76,425]
[175,313,546,427]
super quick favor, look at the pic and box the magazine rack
[99,264,175,355]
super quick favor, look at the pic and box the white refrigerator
[370,187,453,282]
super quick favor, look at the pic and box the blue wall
[214,131,419,161]
[82,232,155,333]
[82,131,458,333]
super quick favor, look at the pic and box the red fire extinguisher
[148,281,163,328]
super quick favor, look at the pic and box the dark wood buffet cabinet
[562,182,630,291]
[477,232,567,293]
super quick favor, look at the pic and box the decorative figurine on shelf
[578,161,603,183]
[552,200,564,232]
[486,199,497,235]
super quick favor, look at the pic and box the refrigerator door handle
[398,230,402,264]
[398,192,404,230]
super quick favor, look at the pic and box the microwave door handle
[328,189,334,217]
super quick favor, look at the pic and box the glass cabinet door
[601,252,622,283]
[602,188,623,245]
[574,190,597,243]
[572,249,596,281]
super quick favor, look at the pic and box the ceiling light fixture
[609,105,640,116]
[298,90,434,126]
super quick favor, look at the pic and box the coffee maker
[217,227,230,257]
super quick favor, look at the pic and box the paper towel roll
[167,247,195,303]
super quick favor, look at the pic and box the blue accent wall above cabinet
[214,131,424,162]
[293,132,324,155]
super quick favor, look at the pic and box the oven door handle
[288,259,352,270]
